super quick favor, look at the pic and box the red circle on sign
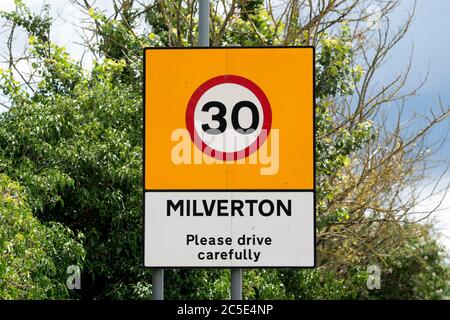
[186,75,272,161]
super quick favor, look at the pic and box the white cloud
[0,0,115,112]
[0,0,115,70]
[0,0,15,12]
[411,175,450,258]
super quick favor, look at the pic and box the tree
[0,174,85,299]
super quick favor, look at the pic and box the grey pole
[231,268,242,300]
[198,0,210,46]
[151,0,208,301]
[199,0,242,301]
[152,268,164,300]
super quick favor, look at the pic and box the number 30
[201,101,260,135]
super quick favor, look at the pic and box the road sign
[144,47,315,267]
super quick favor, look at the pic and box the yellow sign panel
[144,47,314,190]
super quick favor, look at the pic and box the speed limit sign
[186,74,272,160]
[144,47,315,268]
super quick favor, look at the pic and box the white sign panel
[144,191,314,267]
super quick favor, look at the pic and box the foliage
[368,224,450,300]
[164,269,230,300]
[0,60,145,298]
[0,174,85,299]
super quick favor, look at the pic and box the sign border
[143,46,316,269]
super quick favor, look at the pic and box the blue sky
[0,0,449,253]
[385,0,450,103]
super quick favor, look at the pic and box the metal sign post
[152,0,211,300]
[199,0,242,300]
[199,0,210,47]
[152,268,164,300]
[231,268,242,300]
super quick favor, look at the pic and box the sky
[372,0,450,254]
[0,0,449,255]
